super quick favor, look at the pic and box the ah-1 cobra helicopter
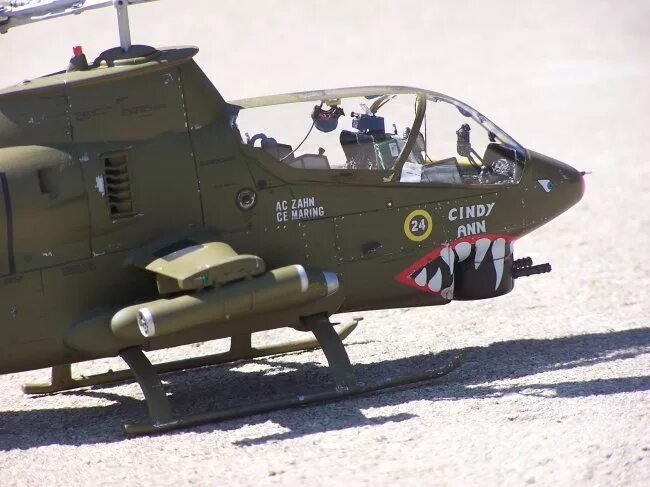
[0,0,584,434]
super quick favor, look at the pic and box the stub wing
[139,241,266,295]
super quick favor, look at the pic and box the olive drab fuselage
[0,46,584,374]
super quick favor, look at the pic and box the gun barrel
[512,263,551,279]
[513,257,533,269]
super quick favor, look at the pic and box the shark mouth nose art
[395,234,516,300]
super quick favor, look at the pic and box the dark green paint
[0,46,583,375]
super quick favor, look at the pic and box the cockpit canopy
[230,86,526,185]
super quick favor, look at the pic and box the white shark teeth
[454,241,471,262]
[439,246,456,299]
[427,268,442,292]
[441,282,454,300]
[491,238,506,290]
[414,268,428,287]
[474,238,491,270]
[440,246,456,272]
[405,236,512,299]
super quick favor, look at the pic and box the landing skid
[22,320,360,395]
[123,350,463,435]
[121,314,462,435]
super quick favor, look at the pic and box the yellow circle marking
[404,209,433,242]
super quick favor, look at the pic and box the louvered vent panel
[103,153,134,220]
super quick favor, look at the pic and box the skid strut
[120,347,174,427]
[122,316,463,435]
[24,316,463,435]
[123,351,463,435]
[22,320,360,395]
[304,314,356,390]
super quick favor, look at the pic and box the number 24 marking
[411,218,426,232]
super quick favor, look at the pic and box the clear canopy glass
[230,86,526,186]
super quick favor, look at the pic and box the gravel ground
[1,1,649,485]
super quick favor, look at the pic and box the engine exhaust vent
[102,151,134,220]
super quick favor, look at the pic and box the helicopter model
[0,0,584,434]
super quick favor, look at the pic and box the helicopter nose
[526,150,585,222]
[560,166,586,206]
[578,171,586,199]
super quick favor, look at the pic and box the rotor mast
[114,0,132,51]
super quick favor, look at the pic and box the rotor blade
[0,0,161,34]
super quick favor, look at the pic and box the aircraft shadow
[0,326,648,450]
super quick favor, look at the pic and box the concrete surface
[0,1,648,485]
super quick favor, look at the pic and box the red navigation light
[73,46,83,57]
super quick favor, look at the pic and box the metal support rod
[119,347,175,427]
[22,364,74,394]
[230,333,254,357]
[124,352,465,435]
[304,315,357,390]
[22,322,360,395]
[114,0,132,51]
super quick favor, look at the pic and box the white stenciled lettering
[292,207,325,220]
[277,197,324,222]
[292,197,317,210]
[457,220,487,238]
[276,200,290,222]
[448,203,496,222]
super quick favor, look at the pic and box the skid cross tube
[119,346,175,427]
[123,316,360,433]
[123,352,464,435]
[23,315,463,435]
[304,315,357,390]
[121,314,464,435]
[22,321,360,395]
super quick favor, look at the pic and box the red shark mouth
[395,233,517,300]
